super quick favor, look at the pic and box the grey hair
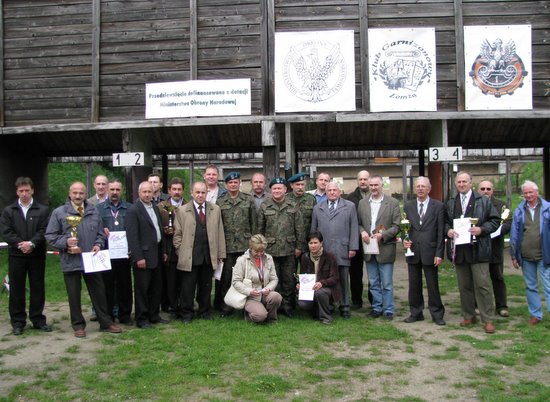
[249,234,268,250]
[521,180,538,192]
[415,176,431,188]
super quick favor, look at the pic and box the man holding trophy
[45,182,122,338]
[402,177,446,326]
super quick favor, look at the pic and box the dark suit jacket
[403,198,446,266]
[126,200,164,269]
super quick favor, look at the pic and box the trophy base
[405,249,415,257]
[68,246,82,254]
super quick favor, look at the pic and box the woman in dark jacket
[298,231,341,324]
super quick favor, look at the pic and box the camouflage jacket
[257,196,305,257]
[216,191,257,253]
[287,192,316,234]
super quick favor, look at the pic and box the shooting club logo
[371,39,433,99]
[469,38,527,97]
[282,39,347,103]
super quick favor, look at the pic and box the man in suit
[126,181,168,328]
[402,176,446,325]
[306,172,331,204]
[357,174,401,320]
[1,177,51,336]
[345,170,370,309]
[86,175,109,206]
[478,180,511,318]
[446,171,500,333]
[173,181,226,323]
[311,181,359,318]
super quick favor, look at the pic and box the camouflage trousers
[272,255,297,309]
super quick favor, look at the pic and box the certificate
[363,239,379,255]
[108,231,128,259]
[298,274,316,301]
[453,218,472,245]
[213,262,224,280]
[490,225,502,239]
[82,250,112,273]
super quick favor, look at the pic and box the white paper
[82,250,112,273]
[213,262,224,280]
[298,274,316,301]
[453,218,472,245]
[108,231,129,259]
[490,225,502,239]
[363,239,380,255]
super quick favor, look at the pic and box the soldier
[257,177,305,317]
[287,172,316,235]
[215,172,257,316]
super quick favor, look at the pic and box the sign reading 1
[428,147,463,162]
[112,152,145,167]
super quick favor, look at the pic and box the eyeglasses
[479,187,492,191]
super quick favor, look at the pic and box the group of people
[1,166,549,338]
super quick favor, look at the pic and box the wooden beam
[266,0,275,115]
[454,0,465,111]
[190,0,198,79]
[261,120,279,180]
[0,1,4,127]
[91,0,101,122]
[284,122,296,174]
[359,0,369,112]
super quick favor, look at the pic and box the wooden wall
[1,0,548,127]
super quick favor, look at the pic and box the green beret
[269,177,287,188]
[288,172,308,184]
[224,172,241,182]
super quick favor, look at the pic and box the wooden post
[91,0,101,122]
[454,0,465,111]
[122,128,152,202]
[427,120,448,202]
[190,0,198,80]
[544,146,550,200]
[505,156,513,207]
[285,122,296,177]
[262,120,279,181]
[359,0,369,112]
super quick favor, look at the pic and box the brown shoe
[528,316,541,326]
[101,324,122,334]
[74,328,86,338]
[484,322,496,333]
[459,317,477,326]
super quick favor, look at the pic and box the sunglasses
[479,187,492,191]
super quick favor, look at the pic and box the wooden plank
[463,1,550,16]
[91,0,100,122]
[0,1,4,126]
[359,0,368,111]
[454,0,465,111]
[190,0,197,79]
[266,0,275,114]
[275,5,362,21]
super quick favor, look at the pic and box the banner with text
[368,27,437,112]
[274,30,356,112]
[464,25,532,110]
[145,79,251,118]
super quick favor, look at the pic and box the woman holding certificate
[231,234,282,323]
[298,232,341,324]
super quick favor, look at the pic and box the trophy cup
[400,214,415,257]
[66,215,83,254]
[163,205,176,235]
[501,206,510,224]
[469,217,479,243]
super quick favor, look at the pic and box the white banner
[275,30,356,112]
[369,28,437,112]
[464,25,532,110]
[145,78,251,118]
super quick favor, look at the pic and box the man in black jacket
[0,177,51,335]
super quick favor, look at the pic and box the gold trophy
[163,205,176,235]
[469,217,479,243]
[66,215,83,254]
[400,214,415,257]
[501,206,510,223]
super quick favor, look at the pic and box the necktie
[198,205,205,224]
[461,194,468,214]
[329,201,335,214]
[77,206,84,217]
[419,202,424,224]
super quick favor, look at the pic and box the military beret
[224,172,241,182]
[269,177,287,188]
[288,172,308,184]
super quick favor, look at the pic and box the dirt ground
[0,253,547,401]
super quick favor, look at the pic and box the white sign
[464,25,532,110]
[112,152,145,167]
[369,27,437,112]
[108,231,129,259]
[429,147,463,162]
[298,274,316,301]
[146,78,251,118]
[82,250,112,273]
[275,30,356,112]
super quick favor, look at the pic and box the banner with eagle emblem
[368,28,437,112]
[274,30,356,112]
[464,25,532,110]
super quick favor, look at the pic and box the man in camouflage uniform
[287,172,316,235]
[215,172,257,316]
[257,177,305,317]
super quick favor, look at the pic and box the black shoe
[118,318,135,325]
[383,313,394,321]
[351,303,363,310]
[199,313,212,320]
[403,315,424,323]
[219,309,233,318]
[137,321,152,329]
[368,310,382,318]
[433,318,446,326]
[181,317,192,324]
[280,307,294,318]
[12,327,24,336]
[33,323,53,332]
[152,318,170,324]
[340,311,351,319]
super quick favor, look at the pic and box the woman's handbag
[223,263,251,310]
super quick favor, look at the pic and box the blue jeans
[367,260,394,314]
[521,260,550,320]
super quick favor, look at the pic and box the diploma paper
[298,274,316,301]
[363,239,380,255]
[82,250,112,273]
[213,262,224,280]
[490,225,502,239]
[453,218,472,245]
[108,231,129,259]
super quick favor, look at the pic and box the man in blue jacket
[510,180,550,326]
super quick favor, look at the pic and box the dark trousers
[214,252,239,312]
[161,258,180,313]
[103,259,133,322]
[407,262,445,320]
[180,263,213,320]
[298,287,334,322]
[273,255,297,309]
[489,262,508,311]
[349,251,364,307]
[133,267,162,325]
[9,255,47,329]
[63,270,113,330]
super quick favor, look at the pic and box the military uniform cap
[269,177,287,188]
[224,172,241,182]
[288,172,308,184]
